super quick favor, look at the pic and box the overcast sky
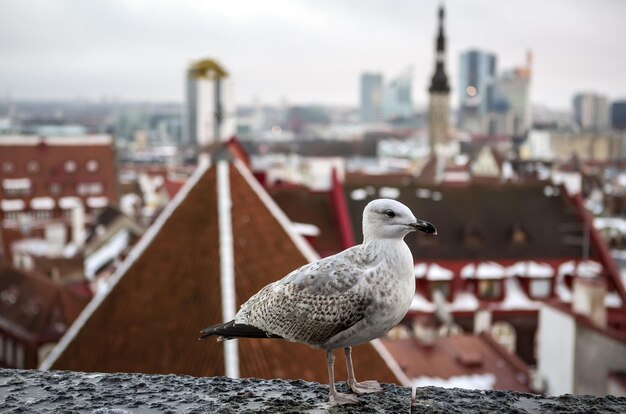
[1,0,625,110]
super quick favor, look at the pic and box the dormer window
[49,183,62,195]
[2,161,15,173]
[477,279,502,300]
[77,182,103,196]
[86,159,99,172]
[463,223,483,249]
[26,160,39,173]
[529,279,551,298]
[64,160,77,173]
[510,223,528,246]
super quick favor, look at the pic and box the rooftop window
[64,160,77,173]
[26,160,40,173]
[86,160,99,172]
[2,161,15,173]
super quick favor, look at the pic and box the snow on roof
[507,261,554,278]
[444,171,470,182]
[463,262,505,279]
[410,293,435,312]
[594,217,626,235]
[30,197,55,210]
[450,292,479,312]
[59,197,82,209]
[412,373,495,390]
[416,188,431,199]
[577,260,603,278]
[120,194,141,216]
[291,222,321,237]
[1,199,26,211]
[476,262,505,279]
[558,260,576,277]
[427,263,454,281]
[87,197,109,209]
[11,238,49,256]
[350,188,368,201]
[379,187,400,199]
[502,161,515,180]
[2,178,31,190]
[84,229,130,280]
[414,263,428,279]
[0,135,112,146]
[461,263,475,279]
[606,292,623,308]
[499,278,539,310]
[526,261,554,278]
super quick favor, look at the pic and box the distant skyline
[1,0,625,110]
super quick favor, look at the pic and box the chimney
[572,277,607,328]
[71,204,86,249]
[412,318,436,347]
[474,309,492,334]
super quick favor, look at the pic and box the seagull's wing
[234,246,380,345]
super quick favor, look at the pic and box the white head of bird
[362,198,437,241]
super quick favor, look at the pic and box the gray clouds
[1,0,624,109]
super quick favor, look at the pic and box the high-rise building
[360,73,384,123]
[491,52,532,136]
[458,50,497,133]
[458,50,532,137]
[184,59,236,147]
[428,5,450,153]
[573,93,610,131]
[384,68,413,120]
[611,100,626,130]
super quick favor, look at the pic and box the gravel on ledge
[0,369,625,413]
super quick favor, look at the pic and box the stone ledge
[0,369,625,413]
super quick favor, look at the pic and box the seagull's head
[362,198,437,240]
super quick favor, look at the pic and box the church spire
[429,5,450,93]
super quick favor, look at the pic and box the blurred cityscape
[1,1,626,399]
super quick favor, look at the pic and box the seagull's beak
[408,219,437,235]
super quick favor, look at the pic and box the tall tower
[428,5,450,154]
[185,59,235,148]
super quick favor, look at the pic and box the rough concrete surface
[0,369,625,413]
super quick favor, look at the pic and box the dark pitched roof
[344,182,585,261]
[0,264,87,343]
[48,161,398,384]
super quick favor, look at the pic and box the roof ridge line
[217,160,239,378]
[38,160,212,371]
[233,159,319,263]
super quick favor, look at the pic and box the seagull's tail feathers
[199,320,283,341]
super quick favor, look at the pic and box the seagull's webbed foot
[329,390,359,405]
[326,349,359,405]
[343,346,384,395]
[348,379,383,394]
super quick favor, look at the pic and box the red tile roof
[381,332,532,392]
[47,160,399,384]
[0,264,87,344]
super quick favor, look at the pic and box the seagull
[200,198,437,405]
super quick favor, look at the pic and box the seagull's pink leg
[326,350,359,405]
[344,346,383,394]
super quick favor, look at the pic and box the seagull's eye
[385,210,395,218]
